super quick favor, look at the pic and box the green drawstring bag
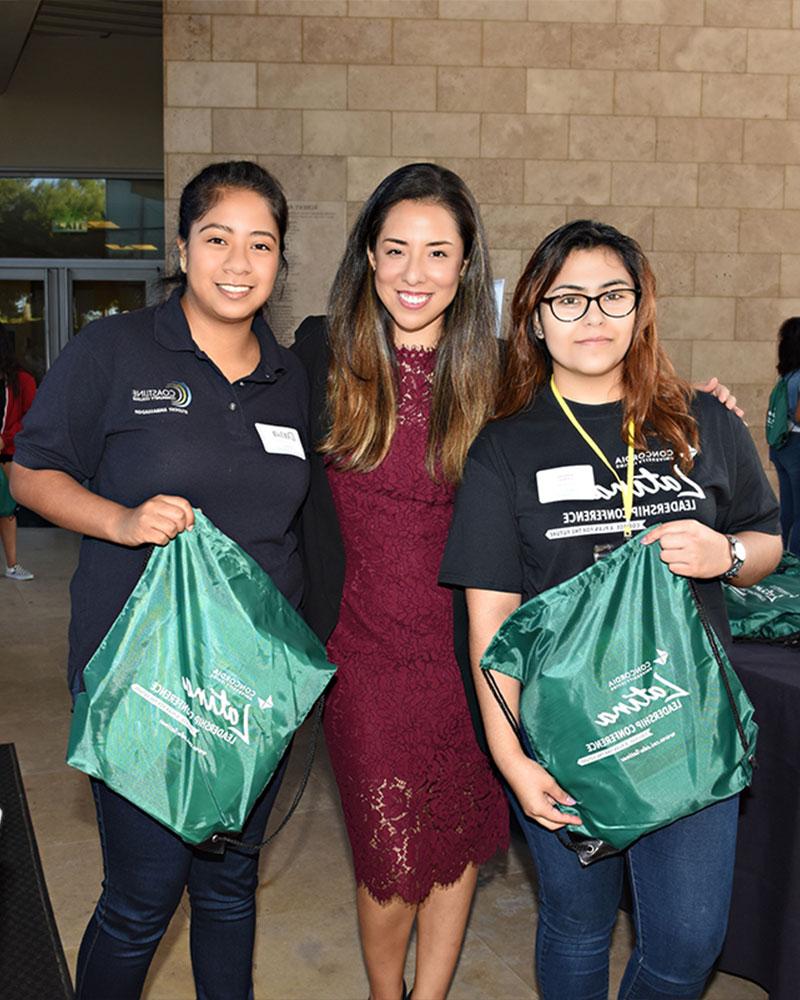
[724,552,800,645]
[67,509,336,845]
[765,377,791,449]
[0,465,16,517]
[481,528,757,861]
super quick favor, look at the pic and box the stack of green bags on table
[724,552,800,646]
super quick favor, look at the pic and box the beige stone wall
[163,0,800,466]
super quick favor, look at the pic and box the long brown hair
[497,219,699,470]
[320,163,499,483]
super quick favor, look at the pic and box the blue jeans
[771,434,800,555]
[509,791,739,1000]
[75,754,288,1000]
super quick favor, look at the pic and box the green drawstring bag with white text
[481,529,757,864]
[724,552,800,645]
[67,509,336,845]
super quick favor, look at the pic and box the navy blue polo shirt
[15,289,310,692]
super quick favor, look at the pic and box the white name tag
[254,423,306,460]
[536,464,597,504]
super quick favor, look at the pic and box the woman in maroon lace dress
[292,164,508,1000]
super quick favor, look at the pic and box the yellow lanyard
[549,375,636,538]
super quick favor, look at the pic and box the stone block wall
[163,0,800,466]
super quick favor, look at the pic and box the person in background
[0,324,37,580]
[292,163,509,1000]
[770,316,800,555]
[10,161,308,1000]
[440,218,782,1000]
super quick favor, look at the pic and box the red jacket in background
[1,370,37,458]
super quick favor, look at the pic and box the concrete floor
[0,527,767,1000]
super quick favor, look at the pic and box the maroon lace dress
[324,345,509,904]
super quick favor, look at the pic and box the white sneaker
[4,563,34,581]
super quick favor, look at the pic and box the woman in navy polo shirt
[11,162,309,1000]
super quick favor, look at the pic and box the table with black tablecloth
[718,643,800,999]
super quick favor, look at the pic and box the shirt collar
[153,287,286,382]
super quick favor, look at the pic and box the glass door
[0,268,56,382]
[0,261,162,372]
[66,266,161,338]
[0,261,162,528]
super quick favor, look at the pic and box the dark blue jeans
[509,791,739,1000]
[75,754,288,1000]
[771,435,800,556]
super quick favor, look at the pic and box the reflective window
[0,279,47,382]
[72,280,148,335]
[0,178,164,259]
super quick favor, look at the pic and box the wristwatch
[721,534,746,580]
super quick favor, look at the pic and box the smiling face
[538,246,638,403]
[178,187,281,329]
[367,199,465,348]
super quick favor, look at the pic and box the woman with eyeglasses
[441,219,782,1000]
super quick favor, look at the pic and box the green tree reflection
[0,178,108,257]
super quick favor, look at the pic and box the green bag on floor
[724,552,800,645]
[67,510,336,845]
[0,465,16,517]
[481,529,757,857]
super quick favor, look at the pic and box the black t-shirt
[440,385,780,647]
[15,290,310,691]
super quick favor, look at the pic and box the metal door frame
[0,263,59,369]
[0,258,163,364]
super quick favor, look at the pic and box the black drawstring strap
[207,695,325,855]
[483,668,524,743]
[688,581,752,760]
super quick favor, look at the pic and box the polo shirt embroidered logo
[132,381,193,415]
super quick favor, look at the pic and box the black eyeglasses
[540,288,640,322]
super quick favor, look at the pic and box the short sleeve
[440,435,524,594]
[13,335,110,482]
[717,409,780,537]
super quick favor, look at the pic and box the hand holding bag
[481,529,756,862]
[67,509,336,845]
